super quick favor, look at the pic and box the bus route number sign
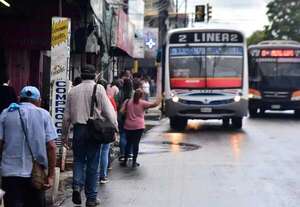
[170,31,243,44]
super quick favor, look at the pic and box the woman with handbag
[120,88,161,168]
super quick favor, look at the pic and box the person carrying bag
[0,86,57,207]
[87,84,117,144]
[17,108,47,190]
[62,65,117,206]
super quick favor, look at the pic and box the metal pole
[184,0,187,27]
[158,0,168,48]
[58,0,62,16]
[175,0,178,28]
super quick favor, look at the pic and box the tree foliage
[265,0,300,41]
[247,30,267,46]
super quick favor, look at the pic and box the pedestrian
[73,76,82,87]
[62,65,117,206]
[150,78,156,97]
[0,86,57,207]
[106,80,119,99]
[132,72,142,90]
[117,78,133,161]
[96,79,117,184]
[120,70,132,80]
[120,88,161,168]
[142,76,150,101]
[0,76,17,114]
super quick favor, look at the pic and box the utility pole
[184,0,187,27]
[158,0,169,48]
[175,0,178,28]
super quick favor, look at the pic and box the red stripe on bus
[207,78,242,88]
[171,79,205,88]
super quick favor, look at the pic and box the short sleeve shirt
[124,99,152,130]
[0,103,57,177]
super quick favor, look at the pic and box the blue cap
[20,86,41,101]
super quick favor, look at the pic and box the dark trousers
[2,177,46,207]
[124,129,144,162]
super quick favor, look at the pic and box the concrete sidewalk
[52,103,163,206]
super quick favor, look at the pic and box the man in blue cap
[0,86,57,207]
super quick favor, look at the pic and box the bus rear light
[249,89,262,99]
[291,91,300,101]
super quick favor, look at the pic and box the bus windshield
[169,46,243,89]
[249,58,300,89]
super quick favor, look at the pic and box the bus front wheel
[295,110,300,118]
[249,108,258,118]
[222,118,230,128]
[232,117,243,129]
[170,117,187,131]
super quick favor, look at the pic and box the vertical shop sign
[50,17,71,155]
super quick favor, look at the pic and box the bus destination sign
[260,49,295,57]
[170,31,243,44]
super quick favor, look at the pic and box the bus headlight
[248,88,262,99]
[291,90,300,101]
[234,95,241,102]
[172,96,179,102]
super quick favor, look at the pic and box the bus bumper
[165,99,248,119]
[249,99,300,111]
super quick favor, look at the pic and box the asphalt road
[60,112,300,207]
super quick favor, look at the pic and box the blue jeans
[72,124,101,201]
[119,130,132,156]
[99,143,110,178]
[119,130,127,156]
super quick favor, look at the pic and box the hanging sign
[50,17,71,157]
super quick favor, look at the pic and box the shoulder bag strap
[17,108,35,160]
[90,84,98,118]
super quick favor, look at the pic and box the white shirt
[142,81,150,94]
[62,80,118,137]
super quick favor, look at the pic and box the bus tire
[259,108,266,116]
[170,117,187,131]
[295,110,300,118]
[232,117,243,129]
[249,108,258,118]
[222,118,230,128]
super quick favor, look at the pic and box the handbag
[87,84,117,144]
[17,109,47,190]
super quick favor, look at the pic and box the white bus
[164,28,248,130]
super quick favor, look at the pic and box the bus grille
[179,100,204,105]
[179,99,234,105]
[263,91,290,99]
[209,99,235,105]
